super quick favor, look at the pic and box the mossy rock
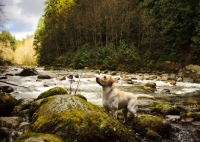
[15,132,63,142]
[37,87,68,100]
[31,95,141,142]
[132,115,171,140]
[145,83,156,88]
[151,103,180,115]
[180,112,200,119]
[75,94,87,101]
[146,129,162,142]
[0,92,17,116]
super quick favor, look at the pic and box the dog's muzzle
[96,77,103,86]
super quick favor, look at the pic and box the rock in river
[30,95,141,142]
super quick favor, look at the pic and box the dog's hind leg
[127,101,137,118]
[112,110,118,119]
[122,107,128,123]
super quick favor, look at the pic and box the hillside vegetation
[33,0,200,72]
[0,31,36,66]
[14,35,36,65]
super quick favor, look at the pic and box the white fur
[96,74,154,123]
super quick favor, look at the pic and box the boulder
[37,75,51,79]
[180,112,200,120]
[143,83,156,92]
[31,95,141,142]
[151,103,180,116]
[0,116,24,129]
[0,91,17,116]
[15,132,63,142]
[182,64,200,83]
[0,86,14,93]
[0,127,12,142]
[132,115,171,141]
[17,68,38,76]
[36,87,68,100]
[12,98,34,118]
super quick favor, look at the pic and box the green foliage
[34,0,200,71]
[0,30,16,50]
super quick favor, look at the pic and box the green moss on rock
[75,94,87,101]
[15,132,63,142]
[132,115,171,139]
[31,95,141,142]
[151,103,180,115]
[37,87,68,100]
[145,83,156,88]
[0,92,17,116]
[180,112,200,119]
[146,129,162,142]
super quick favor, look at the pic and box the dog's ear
[109,76,115,85]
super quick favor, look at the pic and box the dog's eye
[104,76,106,79]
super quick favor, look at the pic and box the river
[1,66,200,141]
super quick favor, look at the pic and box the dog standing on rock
[96,74,154,123]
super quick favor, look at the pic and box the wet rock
[161,74,169,81]
[36,87,68,100]
[15,132,64,142]
[56,76,66,81]
[191,121,200,126]
[161,89,171,94]
[144,83,156,92]
[166,80,176,85]
[0,92,17,116]
[0,127,12,142]
[31,95,141,142]
[151,103,180,116]
[182,64,200,83]
[81,74,96,78]
[12,98,34,118]
[180,112,200,120]
[0,76,7,79]
[169,122,200,141]
[165,115,181,122]
[148,75,157,80]
[0,116,24,129]
[176,76,183,82]
[67,74,74,79]
[168,74,176,80]
[29,99,43,119]
[37,74,51,79]
[18,122,31,132]
[0,86,14,93]
[17,68,38,76]
[132,115,171,141]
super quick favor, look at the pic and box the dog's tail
[135,94,154,99]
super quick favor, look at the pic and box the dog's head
[96,74,115,86]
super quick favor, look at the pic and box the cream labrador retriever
[96,74,154,123]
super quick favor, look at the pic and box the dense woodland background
[1,0,200,72]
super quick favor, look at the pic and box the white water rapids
[1,67,200,106]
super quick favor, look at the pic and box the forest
[33,0,200,72]
[0,30,36,66]
[1,0,200,72]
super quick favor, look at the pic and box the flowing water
[1,66,200,141]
